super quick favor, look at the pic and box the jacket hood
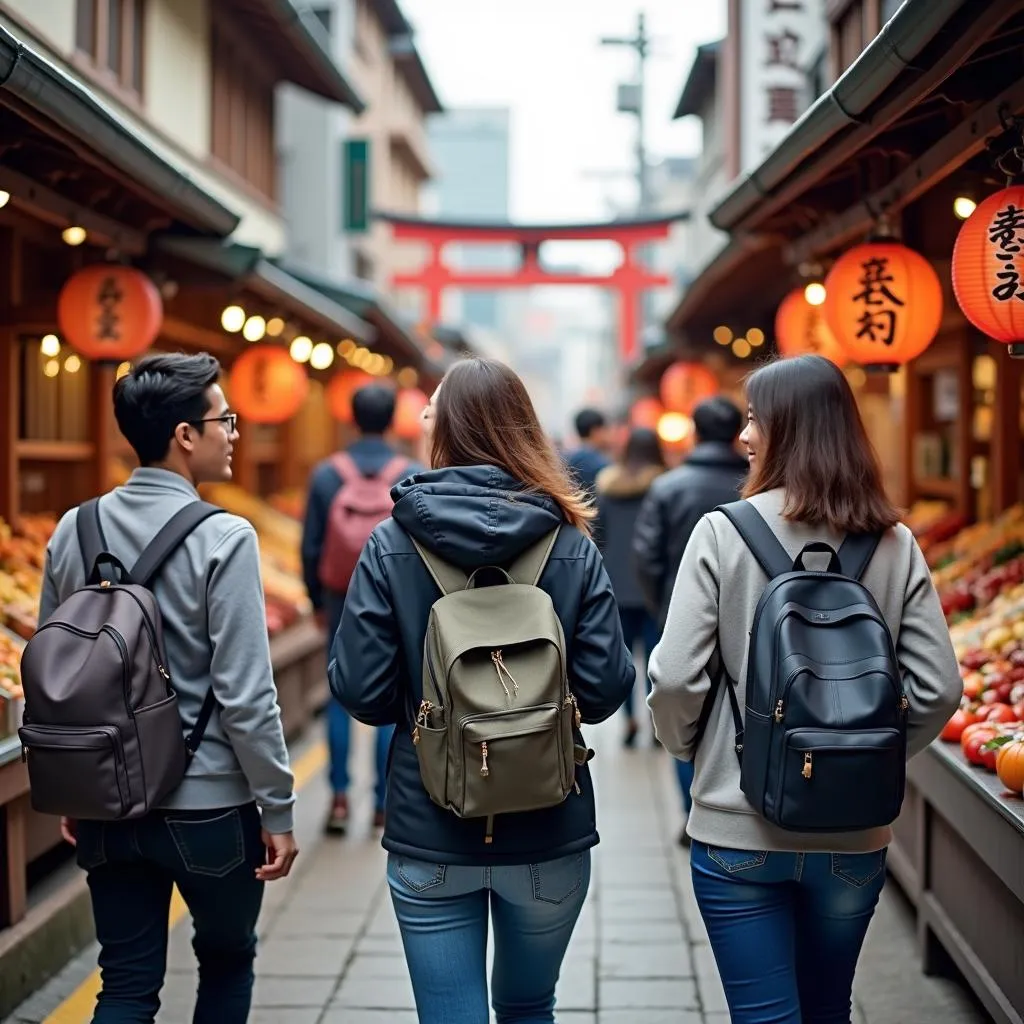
[596,463,663,498]
[390,465,563,569]
[686,440,749,471]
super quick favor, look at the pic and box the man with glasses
[39,352,296,1021]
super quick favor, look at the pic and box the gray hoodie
[648,487,961,854]
[40,468,294,833]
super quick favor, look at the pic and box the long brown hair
[743,355,900,533]
[431,358,595,535]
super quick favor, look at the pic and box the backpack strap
[410,537,469,596]
[379,455,411,483]
[76,497,116,582]
[693,654,745,763]
[508,527,560,586]
[715,501,792,580]
[130,501,226,588]
[330,451,359,482]
[837,532,882,582]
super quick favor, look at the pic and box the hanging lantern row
[659,361,718,414]
[774,288,847,367]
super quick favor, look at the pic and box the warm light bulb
[310,342,334,370]
[116,361,132,380]
[64,354,82,374]
[732,338,753,359]
[382,356,394,375]
[657,412,692,444]
[266,317,285,337]
[396,367,419,388]
[221,305,246,333]
[953,196,977,221]
[43,358,60,378]
[242,315,266,342]
[338,338,356,358]
[0,190,9,209]
[747,327,765,347]
[40,334,61,358]
[62,225,87,246]
[713,325,733,346]
[804,282,827,306]
[290,336,313,363]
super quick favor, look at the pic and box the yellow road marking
[43,739,327,1024]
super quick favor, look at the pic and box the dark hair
[113,353,221,465]
[622,427,665,473]
[743,355,900,533]
[574,408,606,440]
[693,396,742,443]
[352,384,396,435]
[432,358,595,534]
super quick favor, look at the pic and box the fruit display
[0,514,53,638]
[268,489,305,521]
[0,627,25,744]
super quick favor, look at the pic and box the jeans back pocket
[165,809,246,878]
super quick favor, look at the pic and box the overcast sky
[401,0,727,224]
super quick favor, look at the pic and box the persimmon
[995,739,1024,794]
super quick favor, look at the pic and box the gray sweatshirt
[648,488,962,854]
[40,468,295,833]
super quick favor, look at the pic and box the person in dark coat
[564,407,611,497]
[633,396,747,841]
[329,358,634,1023]
[301,385,421,835]
[594,427,666,747]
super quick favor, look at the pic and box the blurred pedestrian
[634,395,747,839]
[647,356,962,1022]
[301,385,421,835]
[594,427,666,747]
[564,407,611,497]
[329,358,634,1023]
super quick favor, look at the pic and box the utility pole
[600,12,650,214]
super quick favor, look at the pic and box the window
[210,14,276,200]
[75,0,145,95]
[343,139,371,233]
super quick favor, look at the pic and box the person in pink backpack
[301,385,421,834]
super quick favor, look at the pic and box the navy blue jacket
[328,465,635,865]
[301,436,420,630]
[564,445,609,497]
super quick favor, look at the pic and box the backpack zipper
[490,650,519,700]
[480,741,490,776]
[802,752,813,779]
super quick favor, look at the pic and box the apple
[1010,683,1024,706]
[995,681,1014,703]
[981,703,1018,724]
[962,672,984,700]
[981,688,1001,705]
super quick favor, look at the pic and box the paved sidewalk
[6,717,989,1023]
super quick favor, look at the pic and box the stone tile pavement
[5,715,990,1023]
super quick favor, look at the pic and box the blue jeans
[75,803,265,1023]
[387,851,591,1023]
[675,759,694,814]
[618,606,659,718]
[327,698,393,811]
[691,842,887,1024]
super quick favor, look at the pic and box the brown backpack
[19,498,222,821]
[318,452,409,592]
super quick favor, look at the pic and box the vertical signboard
[739,0,826,173]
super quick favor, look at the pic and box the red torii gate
[379,212,689,363]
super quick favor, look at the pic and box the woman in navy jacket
[329,357,634,1023]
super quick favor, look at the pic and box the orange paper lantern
[952,186,1024,356]
[228,346,308,424]
[823,242,942,370]
[326,370,374,423]
[659,362,718,414]
[774,288,848,366]
[393,388,429,440]
[630,397,664,430]
[57,265,163,361]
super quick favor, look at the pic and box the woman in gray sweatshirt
[648,355,962,1024]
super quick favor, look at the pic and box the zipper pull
[899,694,909,714]
[480,741,490,777]
[573,779,581,795]
[412,726,420,745]
[802,752,813,780]
[491,651,512,700]
[159,665,170,680]
[774,699,784,723]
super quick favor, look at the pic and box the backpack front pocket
[776,727,904,832]
[460,706,567,818]
[19,724,129,820]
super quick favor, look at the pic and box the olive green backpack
[410,528,581,844]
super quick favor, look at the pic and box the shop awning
[155,238,375,344]
[220,0,364,110]
[0,25,238,237]
[709,0,1020,235]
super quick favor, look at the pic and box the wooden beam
[160,317,237,358]
[0,331,19,521]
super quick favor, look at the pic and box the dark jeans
[618,606,659,718]
[75,803,265,1024]
[691,842,887,1024]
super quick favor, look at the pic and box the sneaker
[373,809,386,830]
[325,794,349,836]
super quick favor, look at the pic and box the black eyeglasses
[191,413,237,433]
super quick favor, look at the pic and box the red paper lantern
[659,362,718,414]
[630,397,664,430]
[228,346,308,424]
[57,265,163,361]
[952,186,1024,357]
[823,242,942,370]
[326,370,374,423]
[774,288,848,366]
[394,388,429,440]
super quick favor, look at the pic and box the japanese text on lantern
[96,275,124,343]
[989,203,1024,302]
[852,257,905,346]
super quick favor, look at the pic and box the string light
[221,305,246,332]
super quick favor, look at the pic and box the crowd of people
[24,351,964,1024]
